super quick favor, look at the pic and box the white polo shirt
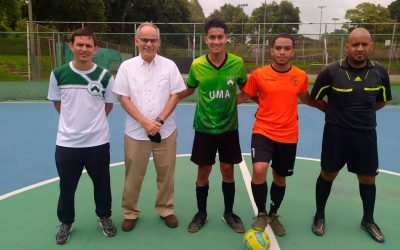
[113,54,186,140]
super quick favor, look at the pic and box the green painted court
[1,155,398,250]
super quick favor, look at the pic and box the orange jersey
[242,65,308,143]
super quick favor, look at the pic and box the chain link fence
[1,22,399,81]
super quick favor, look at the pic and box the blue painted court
[0,103,399,250]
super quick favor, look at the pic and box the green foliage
[209,3,248,35]
[388,0,400,21]
[344,3,394,34]
[188,0,205,23]
[250,1,300,34]
[0,0,23,31]
[33,0,106,31]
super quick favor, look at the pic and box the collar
[339,57,375,69]
[139,54,159,66]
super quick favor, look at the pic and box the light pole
[332,17,339,33]
[318,5,326,40]
[238,3,248,43]
[261,0,267,66]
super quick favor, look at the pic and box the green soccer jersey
[187,53,247,134]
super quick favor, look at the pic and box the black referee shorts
[321,123,379,176]
[190,130,242,166]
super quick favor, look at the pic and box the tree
[208,3,249,36]
[344,3,394,34]
[250,1,300,34]
[32,0,106,31]
[0,0,23,31]
[388,0,400,21]
[188,0,205,23]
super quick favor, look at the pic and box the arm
[375,101,386,111]
[237,91,251,104]
[177,87,195,100]
[299,91,327,112]
[119,95,161,136]
[105,103,113,116]
[53,101,61,114]
[158,93,180,122]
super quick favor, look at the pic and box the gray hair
[135,22,160,39]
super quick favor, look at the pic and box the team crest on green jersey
[226,77,234,87]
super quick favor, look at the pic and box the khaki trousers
[122,130,177,219]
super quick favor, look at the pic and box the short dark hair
[204,18,228,35]
[70,27,97,46]
[271,33,295,48]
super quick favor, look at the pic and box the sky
[197,0,394,23]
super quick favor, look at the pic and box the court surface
[0,103,399,250]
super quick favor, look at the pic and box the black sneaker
[55,223,73,245]
[361,220,385,243]
[311,216,325,236]
[222,212,245,233]
[188,212,208,233]
[99,217,117,237]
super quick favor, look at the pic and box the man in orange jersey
[238,33,315,236]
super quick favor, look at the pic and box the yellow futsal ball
[242,229,271,250]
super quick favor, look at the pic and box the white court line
[239,160,281,250]
[1,154,399,201]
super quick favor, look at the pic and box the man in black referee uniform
[309,27,391,243]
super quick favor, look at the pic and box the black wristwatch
[156,116,164,125]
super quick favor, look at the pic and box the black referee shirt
[310,58,392,130]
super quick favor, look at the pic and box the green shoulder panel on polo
[53,64,112,88]
[187,53,247,133]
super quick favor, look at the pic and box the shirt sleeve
[47,71,60,101]
[186,64,198,89]
[104,75,118,103]
[169,62,187,94]
[241,71,258,98]
[237,60,248,86]
[377,65,392,102]
[310,66,331,100]
[112,62,130,97]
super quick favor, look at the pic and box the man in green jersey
[178,18,247,233]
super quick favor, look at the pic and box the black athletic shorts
[251,133,297,177]
[190,130,242,166]
[321,123,379,176]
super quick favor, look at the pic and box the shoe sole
[221,216,245,233]
[187,217,208,233]
[100,222,116,237]
[56,225,73,245]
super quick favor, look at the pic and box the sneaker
[268,213,285,236]
[311,216,325,236]
[361,220,385,243]
[99,217,117,237]
[222,212,245,233]
[55,223,73,245]
[252,213,268,231]
[188,212,208,233]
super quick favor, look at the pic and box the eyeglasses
[139,38,159,44]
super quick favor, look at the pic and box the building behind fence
[1,22,400,80]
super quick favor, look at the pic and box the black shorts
[321,123,379,176]
[251,133,297,177]
[190,130,242,165]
